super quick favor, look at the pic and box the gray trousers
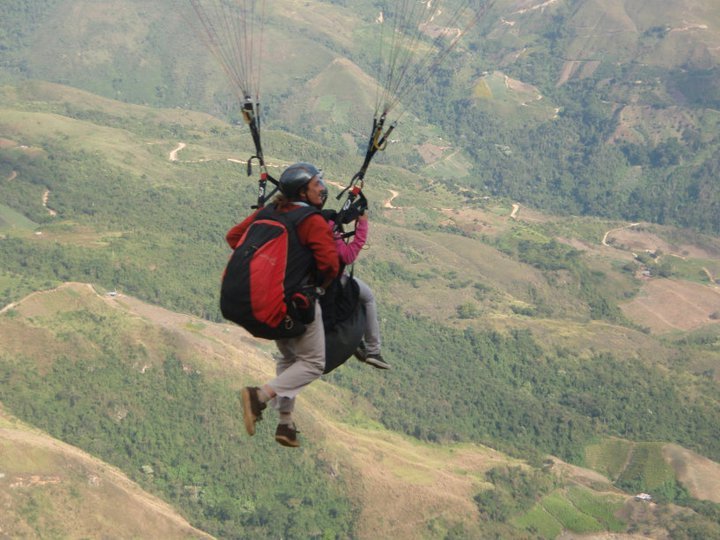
[343,275,381,355]
[270,302,325,414]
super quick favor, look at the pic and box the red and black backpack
[220,205,319,339]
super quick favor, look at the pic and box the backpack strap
[256,204,319,229]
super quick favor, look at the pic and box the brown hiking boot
[275,423,300,448]
[241,387,266,436]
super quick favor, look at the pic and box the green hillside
[2,0,720,232]
[0,408,212,539]
[0,79,719,536]
[1,81,719,451]
[1,0,720,536]
[2,283,719,538]
[0,284,356,538]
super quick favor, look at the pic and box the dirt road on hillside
[324,181,402,210]
[42,189,57,216]
[384,189,399,208]
[602,222,640,246]
[169,142,186,161]
[702,267,718,286]
[168,142,285,170]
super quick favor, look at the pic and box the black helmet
[278,162,320,198]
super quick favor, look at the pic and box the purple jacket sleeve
[332,218,368,265]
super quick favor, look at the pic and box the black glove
[339,206,362,224]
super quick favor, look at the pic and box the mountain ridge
[0,403,212,539]
[3,282,719,537]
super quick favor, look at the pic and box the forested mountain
[1,0,720,538]
[2,0,719,232]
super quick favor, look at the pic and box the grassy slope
[1,77,718,346]
[0,406,212,539]
[0,283,523,537]
[491,0,720,72]
[1,79,718,379]
[4,282,716,539]
[4,0,720,243]
[1,80,720,536]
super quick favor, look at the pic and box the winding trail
[167,146,407,214]
[7,170,17,181]
[325,180,346,190]
[602,222,640,246]
[384,189,399,209]
[325,183,401,209]
[0,301,17,314]
[42,189,57,217]
[168,142,186,161]
[510,203,519,219]
[702,267,718,287]
[168,143,284,168]
[512,0,560,15]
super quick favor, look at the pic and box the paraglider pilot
[226,163,339,447]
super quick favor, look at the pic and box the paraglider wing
[186,0,264,106]
[183,0,276,206]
